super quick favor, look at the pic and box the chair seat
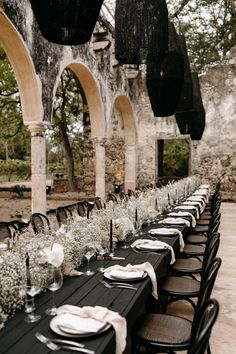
[160,276,201,295]
[186,234,207,244]
[197,219,210,226]
[171,258,202,273]
[182,244,205,255]
[193,225,209,233]
[199,213,211,220]
[133,313,192,347]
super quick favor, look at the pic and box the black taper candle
[26,252,31,287]
[135,207,138,222]
[109,219,113,253]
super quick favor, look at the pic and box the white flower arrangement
[0,176,202,328]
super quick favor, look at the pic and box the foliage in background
[48,67,85,191]
[0,160,31,181]
[0,47,30,160]
[162,139,189,177]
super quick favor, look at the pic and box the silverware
[35,332,95,353]
[101,280,137,287]
[100,280,137,290]
[35,332,84,348]
[132,248,160,255]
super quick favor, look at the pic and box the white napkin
[175,205,200,219]
[109,269,144,279]
[104,262,158,299]
[187,196,205,207]
[131,239,176,264]
[56,305,126,354]
[56,313,106,333]
[41,243,64,267]
[159,217,191,228]
[168,212,196,227]
[183,201,204,213]
[148,227,185,252]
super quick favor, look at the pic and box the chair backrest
[202,233,220,274]
[199,257,221,309]
[188,299,219,354]
[30,213,51,234]
[127,189,135,198]
[119,191,128,201]
[107,193,118,203]
[56,206,72,227]
[94,197,103,210]
[76,201,87,218]
[85,200,95,218]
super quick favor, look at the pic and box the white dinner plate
[50,314,111,338]
[103,271,147,282]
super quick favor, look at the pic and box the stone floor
[211,202,236,353]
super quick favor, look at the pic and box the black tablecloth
[0,222,188,354]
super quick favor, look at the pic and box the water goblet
[97,245,107,272]
[24,283,42,323]
[84,249,95,276]
[45,265,63,316]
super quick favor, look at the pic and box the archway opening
[157,138,190,185]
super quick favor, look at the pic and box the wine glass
[97,245,107,272]
[84,249,95,276]
[45,266,63,316]
[24,282,42,323]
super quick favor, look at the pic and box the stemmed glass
[45,266,63,316]
[97,245,107,272]
[24,278,42,323]
[84,249,95,276]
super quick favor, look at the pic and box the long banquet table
[0,222,190,354]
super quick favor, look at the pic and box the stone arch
[0,10,43,124]
[110,95,137,192]
[112,95,137,144]
[68,62,105,138]
[54,62,106,199]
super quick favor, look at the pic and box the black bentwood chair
[76,201,87,218]
[30,213,51,235]
[55,206,72,227]
[158,257,221,312]
[0,222,17,244]
[131,259,221,354]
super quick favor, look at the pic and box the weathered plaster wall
[2,1,236,200]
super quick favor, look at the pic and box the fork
[35,332,84,348]
[35,333,95,353]
[100,280,137,290]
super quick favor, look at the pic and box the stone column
[28,123,47,215]
[124,143,137,192]
[93,137,106,201]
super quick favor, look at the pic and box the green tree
[0,47,30,160]
[49,68,85,191]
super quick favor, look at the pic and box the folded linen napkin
[56,313,106,334]
[159,217,191,228]
[56,305,126,354]
[41,242,64,267]
[104,262,158,299]
[187,196,205,208]
[131,239,175,264]
[109,269,144,279]
[148,227,185,251]
[168,212,196,227]
[175,205,200,219]
[183,201,204,213]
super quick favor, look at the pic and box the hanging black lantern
[115,0,168,64]
[175,35,193,111]
[175,72,205,140]
[146,23,184,117]
[30,0,104,45]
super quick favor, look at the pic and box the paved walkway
[211,202,236,353]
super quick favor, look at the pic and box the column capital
[26,121,50,136]
[92,136,107,147]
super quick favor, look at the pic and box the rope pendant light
[175,72,205,140]
[115,0,168,64]
[175,34,193,111]
[146,22,184,117]
[30,0,104,45]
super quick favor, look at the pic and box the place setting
[131,239,176,264]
